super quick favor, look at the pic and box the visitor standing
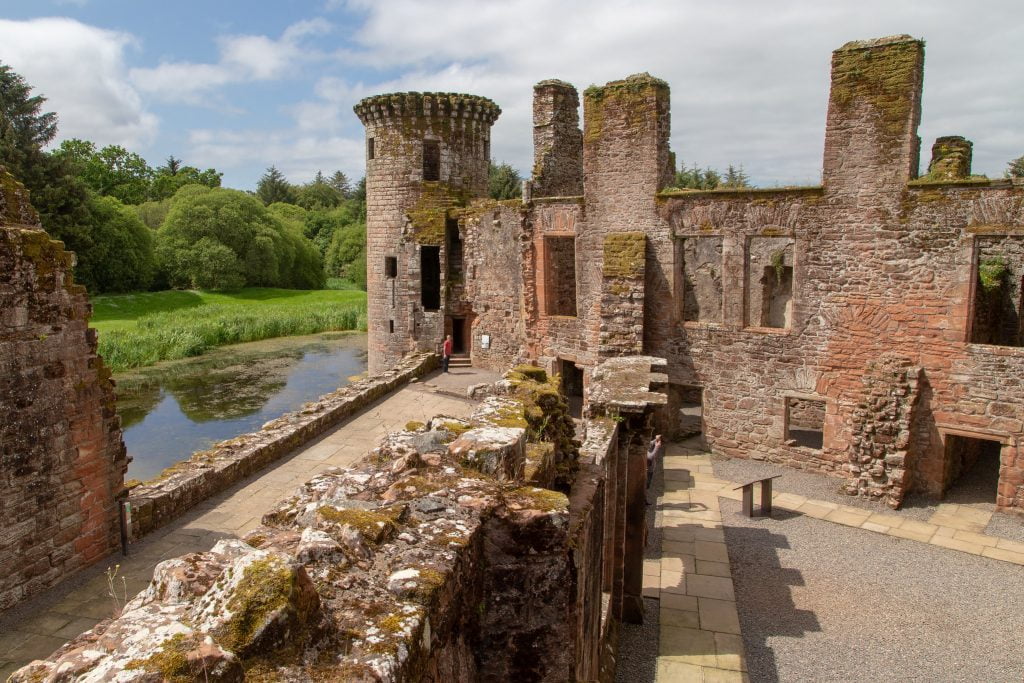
[647,434,663,490]
[442,334,453,373]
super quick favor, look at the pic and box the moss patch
[406,182,468,246]
[603,232,646,278]
[125,633,205,682]
[318,505,404,544]
[405,420,425,431]
[979,257,1008,293]
[509,486,569,513]
[830,37,923,138]
[215,558,295,654]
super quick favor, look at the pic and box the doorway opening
[450,317,468,355]
[942,434,1002,504]
[561,359,585,418]
[676,385,703,437]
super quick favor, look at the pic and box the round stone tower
[355,92,501,374]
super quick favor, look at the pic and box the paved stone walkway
[0,366,495,677]
[650,440,1024,682]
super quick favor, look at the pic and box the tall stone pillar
[532,80,583,197]
[822,35,925,194]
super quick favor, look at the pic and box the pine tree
[328,170,350,198]
[256,165,296,205]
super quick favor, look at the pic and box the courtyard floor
[647,439,1024,682]
[0,366,496,677]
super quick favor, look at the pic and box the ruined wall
[356,93,500,374]
[457,202,528,370]
[532,80,584,198]
[652,37,1024,511]
[13,367,614,682]
[0,168,127,611]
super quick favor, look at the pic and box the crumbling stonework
[12,366,624,682]
[844,354,922,508]
[360,35,1024,514]
[0,168,127,610]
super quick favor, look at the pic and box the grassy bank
[92,288,367,371]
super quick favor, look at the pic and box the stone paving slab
[0,368,485,676]
[655,442,1023,683]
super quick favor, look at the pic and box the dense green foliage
[256,165,296,205]
[54,139,154,204]
[75,195,157,292]
[157,188,324,291]
[149,156,222,200]
[489,161,522,199]
[91,288,367,370]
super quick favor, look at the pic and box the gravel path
[711,455,1024,541]
[722,497,1024,682]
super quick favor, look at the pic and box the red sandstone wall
[0,170,126,611]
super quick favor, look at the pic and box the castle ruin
[4,33,1024,681]
[356,34,1024,514]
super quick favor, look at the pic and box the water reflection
[116,332,367,482]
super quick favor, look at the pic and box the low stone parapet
[126,352,438,539]
[13,366,608,681]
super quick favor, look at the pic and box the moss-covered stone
[830,36,923,138]
[318,505,404,544]
[406,182,469,246]
[603,232,646,278]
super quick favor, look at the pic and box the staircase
[448,354,472,368]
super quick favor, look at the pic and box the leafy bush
[156,188,323,291]
[74,195,156,293]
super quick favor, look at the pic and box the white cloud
[188,127,365,187]
[333,0,1024,184]
[0,17,158,148]
[130,19,331,105]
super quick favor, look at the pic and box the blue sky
[1,0,1022,191]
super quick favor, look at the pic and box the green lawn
[91,288,367,371]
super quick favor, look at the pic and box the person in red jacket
[441,334,453,373]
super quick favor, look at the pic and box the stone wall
[0,168,127,611]
[13,367,618,682]
[127,352,438,539]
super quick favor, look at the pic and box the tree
[488,161,522,199]
[157,188,323,291]
[256,165,296,205]
[74,195,156,292]
[674,162,721,190]
[328,170,350,197]
[721,164,751,189]
[149,158,222,201]
[55,139,154,204]
[0,62,93,255]
[296,175,343,210]
[1007,155,1024,178]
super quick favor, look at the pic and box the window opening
[420,246,441,310]
[423,139,440,181]
[544,236,577,316]
[785,398,825,450]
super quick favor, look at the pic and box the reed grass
[93,289,367,371]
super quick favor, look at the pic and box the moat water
[115,332,368,481]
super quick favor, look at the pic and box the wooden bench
[733,475,782,517]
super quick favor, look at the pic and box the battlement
[354,92,501,126]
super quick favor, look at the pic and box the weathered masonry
[358,35,1024,514]
[0,169,127,611]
